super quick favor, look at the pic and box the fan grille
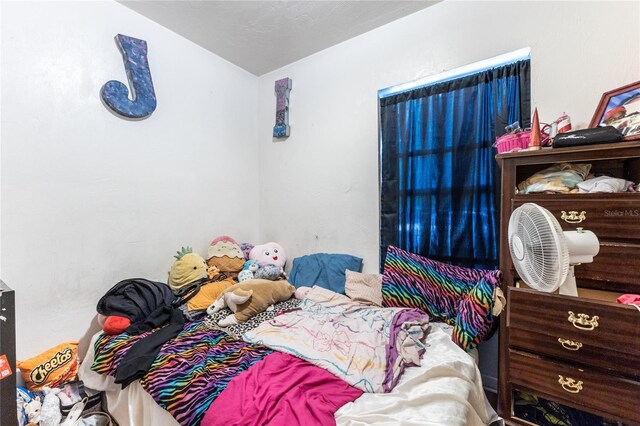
[508,203,570,292]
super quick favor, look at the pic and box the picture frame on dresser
[590,80,640,141]
[495,141,640,426]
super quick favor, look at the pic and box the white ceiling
[118,1,440,76]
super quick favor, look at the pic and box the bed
[79,285,502,426]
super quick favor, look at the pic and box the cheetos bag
[17,341,79,391]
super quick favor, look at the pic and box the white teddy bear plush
[23,396,42,425]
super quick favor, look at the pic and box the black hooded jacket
[96,278,200,387]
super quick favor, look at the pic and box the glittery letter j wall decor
[101,34,157,119]
[273,78,292,138]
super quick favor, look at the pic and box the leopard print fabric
[204,298,301,340]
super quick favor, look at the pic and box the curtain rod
[378,47,531,99]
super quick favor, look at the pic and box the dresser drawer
[509,327,640,379]
[509,350,640,424]
[508,288,640,358]
[512,195,640,241]
[576,241,640,292]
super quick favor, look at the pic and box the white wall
[1,0,259,359]
[256,0,640,390]
[257,0,640,272]
[2,0,639,382]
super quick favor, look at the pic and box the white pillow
[345,270,382,306]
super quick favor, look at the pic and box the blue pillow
[289,253,363,294]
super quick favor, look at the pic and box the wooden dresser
[496,142,640,425]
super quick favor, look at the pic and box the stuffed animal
[23,396,41,425]
[17,386,34,426]
[207,265,220,280]
[249,242,286,268]
[168,246,208,293]
[249,243,287,281]
[238,260,259,282]
[207,236,246,278]
[294,286,312,300]
[39,387,62,426]
[240,242,254,260]
[207,279,295,326]
[254,264,286,281]
[166,246,235,317]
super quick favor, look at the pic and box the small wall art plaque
[101,34,157,119]
[273,78,292,138]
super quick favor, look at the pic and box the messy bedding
[243,286,429,393]
[80,286,501,426]
[91,322,271,426]
[80,322,498,426]
[85,286,428,425]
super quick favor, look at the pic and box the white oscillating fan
[508,203,600,296]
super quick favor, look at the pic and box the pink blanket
[202,352,363,426]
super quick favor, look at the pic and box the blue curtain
[379,60,530,270]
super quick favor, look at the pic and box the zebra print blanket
[91,321,271,426]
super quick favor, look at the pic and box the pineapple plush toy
[168,246,208,293]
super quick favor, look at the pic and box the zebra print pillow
[452,276,500,351]
[381,245,501,351]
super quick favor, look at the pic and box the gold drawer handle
[558,375,583,393]
[561,210,586,224]
[567,311,599,331]
[558,338,582,351]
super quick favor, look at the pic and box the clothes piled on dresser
[517,162,639,194]
[517,163,591,194]
[576,175,636,193]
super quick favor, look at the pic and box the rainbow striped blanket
[91,321,271,426]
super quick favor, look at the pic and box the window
[379,51,531,269]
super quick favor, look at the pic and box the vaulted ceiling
[118,1,440,76]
